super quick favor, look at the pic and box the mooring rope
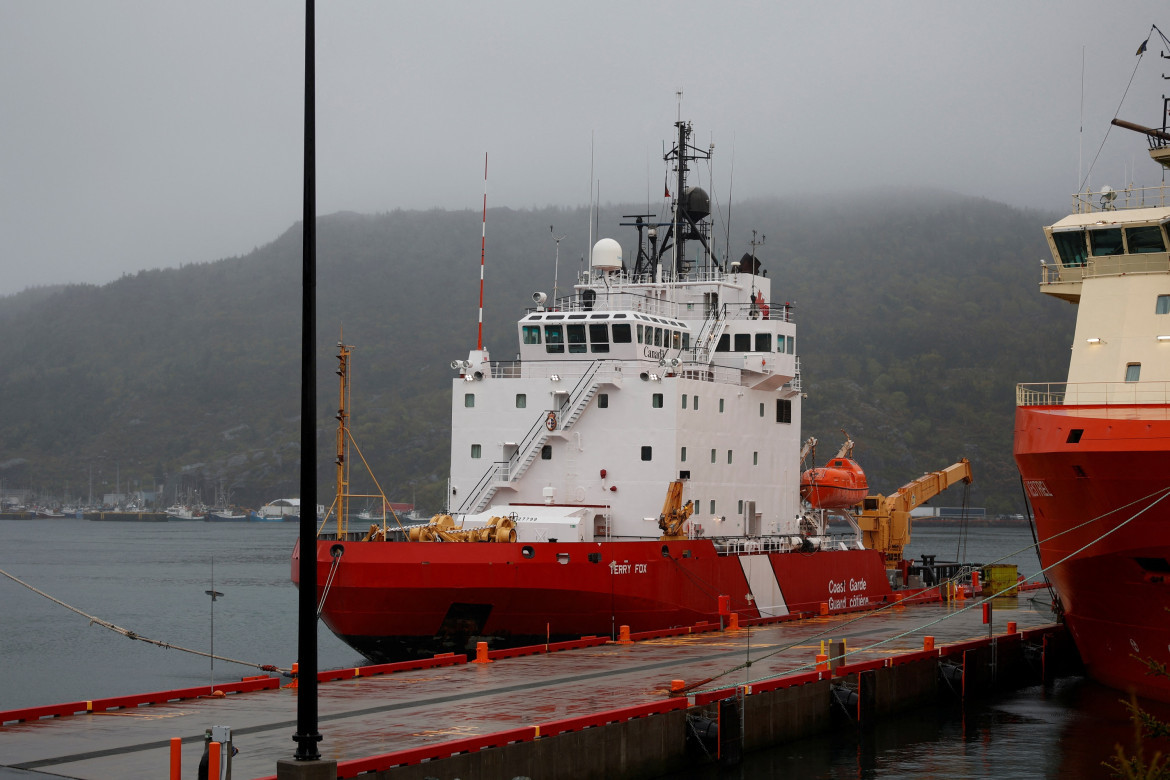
[317,552,343,619]
[0,566,285,674]
[688,482,1170,694]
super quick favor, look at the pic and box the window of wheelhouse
[734,333,750,351]
[716,334,730,352]
[545,325,564,353]
[612,323,632,343]
[567,324,587,353]
[589,323,610,353]
[1051,229,1087,267]
[522,325,542,345]
[755,333,772,352]
[1089,227,1123,257]
[1126,363,1141,382]
[1126,224,1166,254]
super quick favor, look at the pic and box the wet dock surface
[0,596,1055,779]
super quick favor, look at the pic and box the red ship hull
[1014,403,1170,703]
[294,538,894,662]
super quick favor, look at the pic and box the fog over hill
[0,191,1072,515]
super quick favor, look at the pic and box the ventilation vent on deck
[1066,429,1084,443]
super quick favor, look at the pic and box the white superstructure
[447,121,808,545]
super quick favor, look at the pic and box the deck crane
[855,459,973,568]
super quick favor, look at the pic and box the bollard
[617,625,633,644]
[670,679,685,693]
[284,662,299,689]
[816,653,829,671]
[819,602,829,616]
[923,635,935,651]
[728,613,739,630]
[170,737,181,780]
[1007,621,1017,635]
[956,582,966,600]
[472,641,492,664]
[208,741,220,780]
[971,569,981,592]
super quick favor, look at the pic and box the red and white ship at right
[1014,60,1170,703]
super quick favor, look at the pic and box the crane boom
[855,458,972,568]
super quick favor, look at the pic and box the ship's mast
[334,339,352,536]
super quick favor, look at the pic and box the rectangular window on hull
[776,399,792,423]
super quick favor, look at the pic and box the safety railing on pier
[1017,381,1170,406]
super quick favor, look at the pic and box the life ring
[545,411,557,431]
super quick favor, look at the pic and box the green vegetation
[0,192,1072,514]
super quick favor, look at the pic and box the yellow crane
[855,459,973,568]
[658,480,694,541]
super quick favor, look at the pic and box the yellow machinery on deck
[856,459,973,568]
[658,480,694,541]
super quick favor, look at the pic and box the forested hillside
[0,192,1073,513]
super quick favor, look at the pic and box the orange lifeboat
[800,457,869,510]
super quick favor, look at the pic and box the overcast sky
[1,1,1166,296]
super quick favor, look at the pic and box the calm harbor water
[1,519,1165,778]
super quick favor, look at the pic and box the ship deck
[0,595,1058,780]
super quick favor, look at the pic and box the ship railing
[1017,380,1170,406]
[1042,255,1170,287]
[1072,183,1170,213]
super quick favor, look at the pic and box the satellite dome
[683,186,710,219]
[591,238,623,271]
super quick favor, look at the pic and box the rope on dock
[690,483,1170,694]
[0,567,286,674]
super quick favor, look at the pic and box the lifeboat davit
[800,458,869,510]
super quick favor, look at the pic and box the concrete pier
[0,598,1074,779]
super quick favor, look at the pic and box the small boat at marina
[252,498,300,522]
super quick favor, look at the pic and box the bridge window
[654,327,663,347]
[471,444,482,459]
[776,399,792,424]
[716,334,730,352]
[734,333,750,351]
[1052,229,1088,267]
[682,332,690,350]
[516,394,526,408]
[755,333,772,352]
[1127,225,1166,253]
[1126,363,1141,382]
[464,393,475,408]
[1157,295,1170,314]
[672,331,681,349]
[1089,228,1124,256]
[613,323,632,343]
[567,324,587,353]
[522,325,542,345]
[787,336,795,353]
[545,325,564,353]
[589,323,610,353]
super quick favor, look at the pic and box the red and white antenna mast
[477,153,488,350]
